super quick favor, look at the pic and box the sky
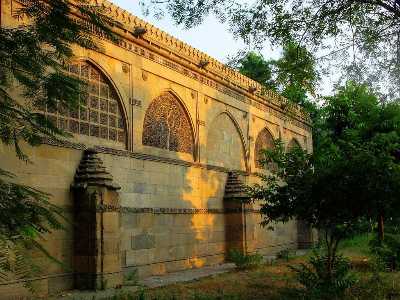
[111,1,261,63]
[111,1,336,95]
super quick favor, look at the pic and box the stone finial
[72,148,120,190]
[223,172,250,201]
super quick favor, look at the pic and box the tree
[321,82,400,242]
[141,0,400,98]
[249,81,400,283]
[229,51,276,90]
[276,41,319,106]
[232,42,319,114]
[0,0,116,285]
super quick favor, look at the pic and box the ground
[58,235,400,300]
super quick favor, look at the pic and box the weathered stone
[72,150,122,290]
[0,0,313,297]
[131,232,156,250]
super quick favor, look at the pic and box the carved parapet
[72,148,122,290]
[71,0,310,124]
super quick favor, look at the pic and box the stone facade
[0,0,313,297]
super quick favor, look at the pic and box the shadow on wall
[118,90,252,277]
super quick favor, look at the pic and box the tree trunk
[324,230,341,281]
[325,231,334,280]
[378,213,385,243]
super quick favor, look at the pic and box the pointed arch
[254,127,275,169]
[142,92,195,155]
[39,60,128,148]
[221,111,248,153]
[79,57,129,129]
[206,111,247,171]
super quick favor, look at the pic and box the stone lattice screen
[254,128,275,169]
[142,92,194,155]
[39,61,127,146]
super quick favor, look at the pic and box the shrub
[369,233,400,271]
[276,248,292,261]
[227,249,263,270]
[124,269,139,286]
[290,251,357,299]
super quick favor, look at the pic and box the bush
[124,269,139,286]
[227,249,263,270]
[290,251,357,299]
[276,248,292,261]
[369,233,400,271]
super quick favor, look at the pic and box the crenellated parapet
[81,0,310,124]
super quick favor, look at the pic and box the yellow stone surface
[0,0,314,297]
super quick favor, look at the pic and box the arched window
[287,138,301,151]
[40,61,127,146]
[254,128,275,168]
[142,92,194,155]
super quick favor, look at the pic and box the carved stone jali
[142,92,194,155]
[71,148,122,290]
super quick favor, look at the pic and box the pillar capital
[72,148,120,190]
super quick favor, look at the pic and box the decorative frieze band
[41,138,249,175]
[115,40,310,131]
[96,205,260,214]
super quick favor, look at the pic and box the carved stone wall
[254,128,275,169]
[0,1,314,297]
[142,92,194,155]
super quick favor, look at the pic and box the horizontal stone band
[95,205,260,214]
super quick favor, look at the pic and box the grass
[75,235,400,300]
[339,233,372,257]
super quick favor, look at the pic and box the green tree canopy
[142,0,400,98]
[229,51,276,90]
[249,81,400,279]
[232,42,319,113]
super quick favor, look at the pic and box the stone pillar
[223,172,251,254]
[297,220,313,249]
[71,149,122,290]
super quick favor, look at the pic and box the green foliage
[291,251,357,299]
[230,51,276,90]
[276,41,319,98]
[338,234,372,257]
[124,269,139,286]
[248,81,400,290]
[227,249,263,270]
[276,248,293,262]
[193,293,240,300]
[0,0,117,159]
[250,82,400,234]
[230,42,319,114]
[0,169,64,288]
[369,222,400,272]
[142,0,400,97]
[0,0,116,287]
